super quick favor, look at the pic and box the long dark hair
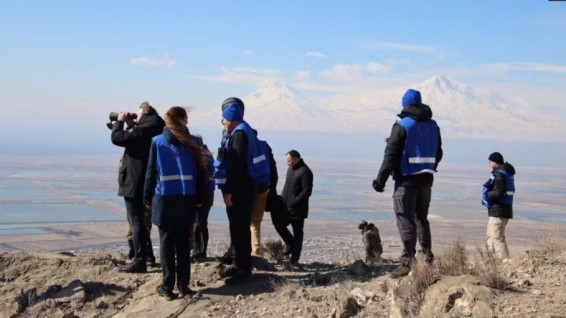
[164,106,207,169]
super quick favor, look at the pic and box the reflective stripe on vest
[160,175,194,181]
[253,154,266,164]
[408,157,436,164]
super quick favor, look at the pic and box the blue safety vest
[213,122,270,189]
[153,135,197,196]
[481,169,515,208]
[397,117,439,176]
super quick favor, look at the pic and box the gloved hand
[372,179,384,192]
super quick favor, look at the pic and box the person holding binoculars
[110,101,165,273]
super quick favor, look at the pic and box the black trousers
[393,183,433,265]
[276,218,305,264]
[226,189,254,272]
[269,196,305,264]
[158,225,191,291]
[124,195,149,266]
[194,190,214,257]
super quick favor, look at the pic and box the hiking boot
[178,288,197,298]
[224,270,251,286]
[156,285,177,301]
[419,249,434,265]
[219,265,239,278]
[218,249,233,265]
[289,262,303,271]
[389,265,411,278]
[119,262,147,273]
[147,257,157,268]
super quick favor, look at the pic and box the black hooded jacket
[486,163,516,219]
[111,113,165,198]
[375,104,443,188]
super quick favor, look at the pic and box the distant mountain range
[191,76,560,142]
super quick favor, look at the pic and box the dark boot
[127,240,134,259]
[147,239,156,267]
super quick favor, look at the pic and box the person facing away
[372,88,443,278]
[111,101,164,273]
[482,151,515,260]
[217,100,258,285]
[280,149,313,268]
[144,106,208,300]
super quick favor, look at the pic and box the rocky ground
[1,234,565,318]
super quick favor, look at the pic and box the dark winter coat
[374,104,443,189]
[143,127,207,227]
[486,163,516,219]
[111,113,164,198]
[281,159,313,219]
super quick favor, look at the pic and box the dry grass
[470,243,508,290]
[536,232,566,255]
[394,257,437,317]
[395,237,509,316]
[263,239,284,264]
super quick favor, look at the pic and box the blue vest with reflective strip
[482,169,515,207]
[397,117,439,176]
[153,135,197,196]
[213,122,270,189]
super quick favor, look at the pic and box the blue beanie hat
[222,103,244,121]
[221,97,245,112]
[402,89,422,107]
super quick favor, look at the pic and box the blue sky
[1,1,565,157]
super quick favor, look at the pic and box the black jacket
[282,159,313,219]
[487,163,516,219]
[111,113,164,198]
[375,104,443,188]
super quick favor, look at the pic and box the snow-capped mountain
[416,76,556,141]
[191,81,347,132]
[190,76,561,142]
[242,81,344,131]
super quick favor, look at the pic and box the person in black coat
[280,149,313,267]
[111,101,164,273]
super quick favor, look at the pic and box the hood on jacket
[496,162,516,176]
[397,103,433,121]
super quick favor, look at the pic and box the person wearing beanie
[215,97,257,286]
[482,152,516,260]
[402,88,422,108]
[372,88,443,278]
[221,97,245,112]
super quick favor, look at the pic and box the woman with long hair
[144,106,208,300]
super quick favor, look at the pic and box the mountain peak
[250,80,295,101]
